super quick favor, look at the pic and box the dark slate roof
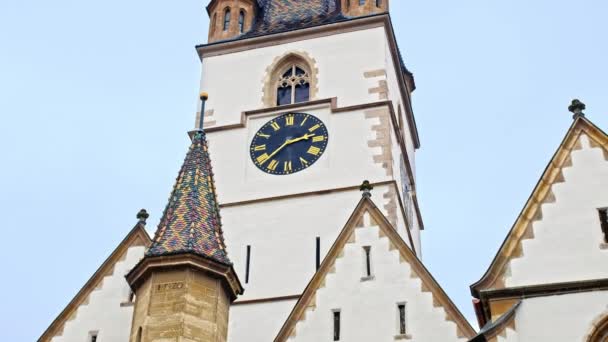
[203,1,413,77]
[146,131,231,265]
[241,0,343,39]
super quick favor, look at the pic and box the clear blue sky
[1,1,608,340]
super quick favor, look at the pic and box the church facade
[38,1,608,342]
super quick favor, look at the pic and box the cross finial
[360,180,374,198]
[568,99,586,119]
[137,209,150,225]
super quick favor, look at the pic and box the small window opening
[397,303,407,335]
[376,0,382,7]
[333,310,341,341]
[89,331,99,342]
[316,237,321,271]
[238,10,245,33]
[363,246,372,277]
[245,245,251,283]
[598,208,608,243]
[359,0,366,6]
[223,8,231,31]
[345,0,350,10]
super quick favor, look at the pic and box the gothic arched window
[346,0,351,10]
[238,10,245,33]
[376,0,382,7]
[276,65,311,106]
[223,8,231,31]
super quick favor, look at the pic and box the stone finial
[137,209,150,224]
[360,180,374,198]
[569,99,586,119]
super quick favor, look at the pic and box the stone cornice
[126,253,244,301]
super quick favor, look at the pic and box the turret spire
[146,93,231,265]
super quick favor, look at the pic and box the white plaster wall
[200,27,388,126]
[51,245,145,342]
[222,183,400,301]
[514,291,608,341]
[507,135,608,287]
[228,299,298,342]
[496,328,519,342]
[289,220,466,342]
[207,103,389,204]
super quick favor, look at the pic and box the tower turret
[207,0,259,43]
[341,0,388,17]
[126,94,243,342]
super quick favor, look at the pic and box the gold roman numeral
[256,153,270,164]
[308,124,321,132]
[285,115,295,126]
[299,157,309,166]
[300,115,309,126]
[312,136,325,143]
[253,145,266,151]
[267,159,279,171]
[307,146,321,156]
[270,121,281,131]
[257,132,270,139]
[284,161,293,172]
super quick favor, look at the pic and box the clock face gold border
[249,112,329,175]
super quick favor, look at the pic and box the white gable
[50,245,145,342]
[507,133,608,287]
[288,214,467,341]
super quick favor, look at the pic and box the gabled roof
[274,195,476,341]
[471,116,608,297]
[39,222,151,342]
[146,131,231,265]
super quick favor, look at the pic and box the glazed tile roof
[242,0,345,39]
[146,131,231,265]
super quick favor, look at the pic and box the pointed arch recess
[262,51,319,107]
[585,311,608,342]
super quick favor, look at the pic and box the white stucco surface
[288,219,466,342]
[222,183,402,301]
[51,245,145,342]
[513,291,608,341]
[507,134,608,287]
[228,299,298,342]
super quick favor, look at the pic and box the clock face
[250,112,329,175]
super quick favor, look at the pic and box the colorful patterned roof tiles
[146,131,231,265]
[241,0,346,39]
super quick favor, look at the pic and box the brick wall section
[365,108,393,177]
[129,268,230,342]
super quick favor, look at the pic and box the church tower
[125,96,243,342]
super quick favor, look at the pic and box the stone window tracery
[276,65,311,106]
[263,52,318,107]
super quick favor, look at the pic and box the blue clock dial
[250,112,329,175]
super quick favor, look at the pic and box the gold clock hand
[259,134,316,166]
[260,141,289,165]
